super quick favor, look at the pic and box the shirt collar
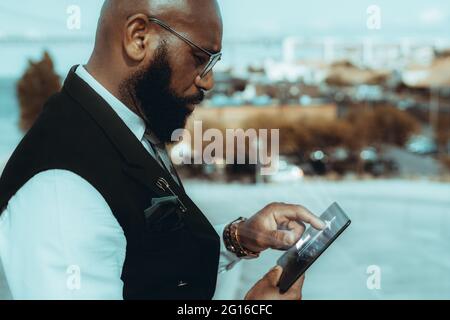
[75,65,147,142]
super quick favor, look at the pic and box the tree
[307,120,355,150]
[16,51,61,132]
[347,106,420,147]
[242,114,312,155]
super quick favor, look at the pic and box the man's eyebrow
[203,45,222,55]
[208,48,221,55]
[189,37,220,54]
[192,45,221,55]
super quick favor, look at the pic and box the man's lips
[180,90,204,113]
[184,97,204,112]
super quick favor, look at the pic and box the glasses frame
[148,17,222,79]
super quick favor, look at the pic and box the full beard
[121,44,204,143]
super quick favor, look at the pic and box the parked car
[406,135,438,155]
[308,149,329,175]
[265,156,304,183]
[360,147,398,176]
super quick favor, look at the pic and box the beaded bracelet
[223,217,260,259]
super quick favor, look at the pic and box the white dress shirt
[0,65,239,300]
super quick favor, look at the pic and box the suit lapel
[62,66,218,244]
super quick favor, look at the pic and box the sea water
[0,78,22,159]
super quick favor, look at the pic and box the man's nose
[195,71,215,91]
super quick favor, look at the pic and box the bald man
[0,0,324,300]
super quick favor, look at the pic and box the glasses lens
[200,54,222,78]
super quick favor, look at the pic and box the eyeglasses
[148,17,222,79]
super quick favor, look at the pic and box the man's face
[121,2,223,143]
[124,43,204,143]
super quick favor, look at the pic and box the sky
[0,0,449,39]
[0,0,449,77]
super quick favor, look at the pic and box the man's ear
[123,13,156,62]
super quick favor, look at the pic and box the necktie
[144,133,181,186]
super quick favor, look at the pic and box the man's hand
[238,202,325,253]
[245,266,304,300]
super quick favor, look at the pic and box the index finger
[275,204,325,230]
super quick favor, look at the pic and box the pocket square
[144,196,178,219]
[144,196,183,232]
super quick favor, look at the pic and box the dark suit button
[178,280,188,287]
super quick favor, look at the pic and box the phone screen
[277,202,351,293]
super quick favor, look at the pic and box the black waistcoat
[0,66,220,300]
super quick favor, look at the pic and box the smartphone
[277,202,351,293]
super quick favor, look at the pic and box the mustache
[181,90,205,106]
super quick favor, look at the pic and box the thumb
[269,230,297,249]
[264,265,283,287]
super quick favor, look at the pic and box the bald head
[87,0,222,93]
[91,0,222,68]
[85,0,223,142]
